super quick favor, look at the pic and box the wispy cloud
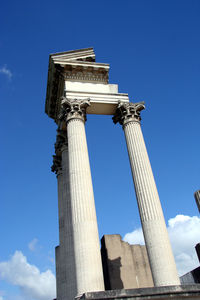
[28,238,38,252]
[0,65,12,80]
[124,215,200,276]
[0,251,56,300]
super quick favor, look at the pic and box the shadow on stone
[101,236,124,290]
[101,234,153,290]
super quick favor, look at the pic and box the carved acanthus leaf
[59,97,90,123]
[55,129,68,155]
[113,101,145,126]
[51,155,62,175]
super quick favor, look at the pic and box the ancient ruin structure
[101,235,154,289]
[45,48,181,300]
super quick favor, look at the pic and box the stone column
[113,101,180,287]
[52,131,77,300]
[194,190,200,213]
[60,98,105,296]
[51,152,64,299]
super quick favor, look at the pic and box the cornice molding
[50,48,96,62]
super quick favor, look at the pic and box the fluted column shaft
[52,131,77,300]
[61,143,77,300]
[194,190,200,213]
[61,98,104,296]
[52,153,65,300]
[113,102,180,287]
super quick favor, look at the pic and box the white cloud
[123,215,200,276]
[0,65,12,80]
[124,227,144,245]
[0,251,56,300]
[168,215,200,275]
[28,238,38,252]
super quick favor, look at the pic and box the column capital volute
[51,154,62,176]
[113,101,145,127]
[58,97,90,123]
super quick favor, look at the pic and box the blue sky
[0,1,200,299]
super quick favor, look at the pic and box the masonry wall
[180,266,200,284]
[101,234,154,290]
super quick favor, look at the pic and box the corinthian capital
[59,97,90,123]
[113,101,145,127]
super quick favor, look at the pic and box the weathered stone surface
[180,266,200,284]
[101,235,153,290]
[77,285,200,300]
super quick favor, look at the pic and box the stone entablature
[45,48,129,121]
[51,48,109,84]
[63,62,109,84]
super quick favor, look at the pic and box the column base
[77,285,200,300]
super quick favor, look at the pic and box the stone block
[180,266,200,284]
[77,285,200,300]
[101,235,153,290]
